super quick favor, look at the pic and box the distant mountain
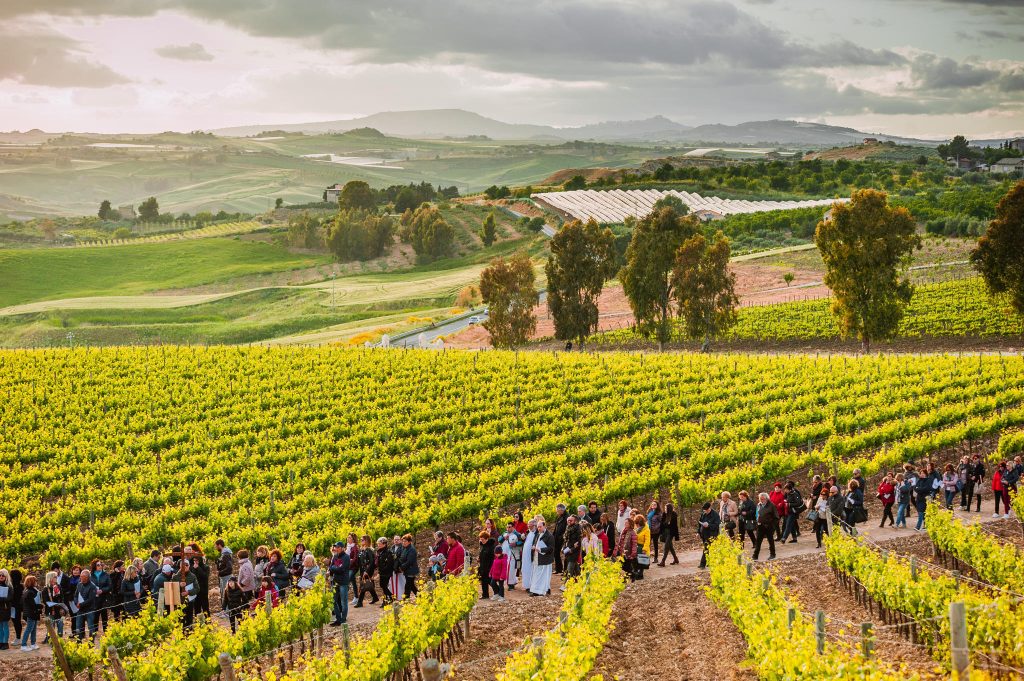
[210,109,933,147]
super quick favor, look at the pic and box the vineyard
[596,278,1023,346]
[2,347,1023,569]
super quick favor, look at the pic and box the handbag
[724,519,736,531]
[744,519,755,532]
[635,551,651,567]
[806,510,819,522]
[853,506,868,523]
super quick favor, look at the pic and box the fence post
[342,623,351,664]
[746,562,753,578]
[532,636,544,668]
[463,612,471,639]
[910,557,918,582]
[156,588,165,616]
[265,591,273,617]
[218,653,237,681]
[949,601,970,679]
[815,610,826,655]
[860,623,873,659]
[47,619,74,681]
[107,646,128,681]
[421,659,442,681]
[787,607,796,632]
[952,570,961,587]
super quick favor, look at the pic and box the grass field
[0,238,330,308]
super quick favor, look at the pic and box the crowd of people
[0,454,1017,653]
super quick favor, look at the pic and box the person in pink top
[488,546,510,602]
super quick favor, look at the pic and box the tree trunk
[861,335,870,354]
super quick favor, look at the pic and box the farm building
[1009,138,1024,153]
[532,189,844,224]
[323,183,343,203]
[990,158,1024,175]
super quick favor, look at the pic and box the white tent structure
[532,189,845,224]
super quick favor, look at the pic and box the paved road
[391,292,549,348]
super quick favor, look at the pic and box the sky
[1,0,1023,138]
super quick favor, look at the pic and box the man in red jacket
[768,481,788,541]
[443,532,466,577]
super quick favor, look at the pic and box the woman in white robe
[520,519,537,594]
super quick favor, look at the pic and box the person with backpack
[646,501,663,564]
[781,481,803,544]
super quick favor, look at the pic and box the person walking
[877,474,896,527]
[940,464,959,510]
[894,473,911,528]
[768,482,788,541]
[19,575,40,651]
[520,519,538,591]
[222,578,246,634]
[993,462,1012,519]
[120,566,143,618]
[215,540,234,604]
[499,522,522,590]
[552,505,568,575]
[529,520,555,596]
[90,561,112,634]
[72,570,98,641]
[844,479,866,532]
[752,493,778,561]
[398,534,419,600]
[477,531,496,600]
[658,502,680,566]
[612,517,638,582]
[633,514,651,581]
[327,542,351,626]
[719,492,738,540]
[968,454,985,513]
[562,515,582,582]
[781,481,804,544]
[489,547,510,602]
[646,501,663,564]
[737,491,757,549]
[355,537,377,607]
[697,502,721,569]
[376,538,396,605]
[914,468,933,531]
[811,488,829,548]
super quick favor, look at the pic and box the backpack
[788,489,804,515]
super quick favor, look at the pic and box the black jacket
[738,498,757,526]
[563,524,582,562]
[785,488,804,516]
[268,560,291,593]
[536,530,556,566]
[120,578,143,616]
[755,501,779,530]
[553,513,568,542]
[223,586,246,614]
[92,570,112,605]
[328,552,350,587]
[477,538,496,578]
[376,548,394,579]
[697,509,721,541]
[600,522,616,552]
[660,510,680,540]
[217,550,235,578]
[398,545,419,577]
[75,580,98,614]
[358,548,376,579]
[22,586,40,621]
[585,510,602,526]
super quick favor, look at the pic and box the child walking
[489,546,510,602]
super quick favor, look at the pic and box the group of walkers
[2,454,1018,652]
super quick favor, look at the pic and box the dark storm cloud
[911,54,1001,88]
[0,30,130,87]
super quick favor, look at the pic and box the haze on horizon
[1,0,1023,139]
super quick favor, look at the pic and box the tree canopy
[971,180,1024,317]
[138,197,159,221]
[619,205,701,348]
[480,252,538,349]
[480,211,496,247]
[402,203,455,261]
[671,231,738,351]
[98,200,115,220]
[326,209,393,262]
[340,181,376,212]
[814,189,920,352]
[546,218,617,346]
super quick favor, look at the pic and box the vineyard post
[952,570,961,587]
[265,591,273,617]
[107,646,128,681]
[787,607,796,632]
[532,636,544,668]
[463,612,471,639]
[47,618,74,681]
[814,610,826,655]
[910,556,918,581]
[218,653,237,681]
[157,589,165,616]
[342,623,351,664]
[949,602,969,678]
[860,623,873,660]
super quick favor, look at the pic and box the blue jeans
[74,611,97,640]
[21,619,37,646]
[896,502,909,527]
[332,583,349,624]
[915,503,928,530]
[944,490,956,509]
[0,621,8,645]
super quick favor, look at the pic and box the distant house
[990,158,1024,175]
[863,137,879,144]
[117,204,136,219]
[692,209,724,222]
[947,157,980,171]
[1009,138,1024,153]
[823,208,834,223]
[324,183,343,203]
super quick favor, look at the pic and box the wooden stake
[218,653,237,681]
[47,619,74,681]
[861,623,873,660]
[949,601,970,679]
[814,610,826,655]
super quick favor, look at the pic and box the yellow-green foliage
[262,574,476,681]
[707,537,917,680]
[497,555,624,681]
[927,504,1024,594]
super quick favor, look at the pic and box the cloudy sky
[1,0,1023,138]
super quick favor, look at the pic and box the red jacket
[877,482,895,505]
[769,489,788,517]
[251,584,279,612]
[489,554,510,581]
[992,470,1004,492]
[432,539,450,559]
[444,542,466,576]
[597,531,609,557]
